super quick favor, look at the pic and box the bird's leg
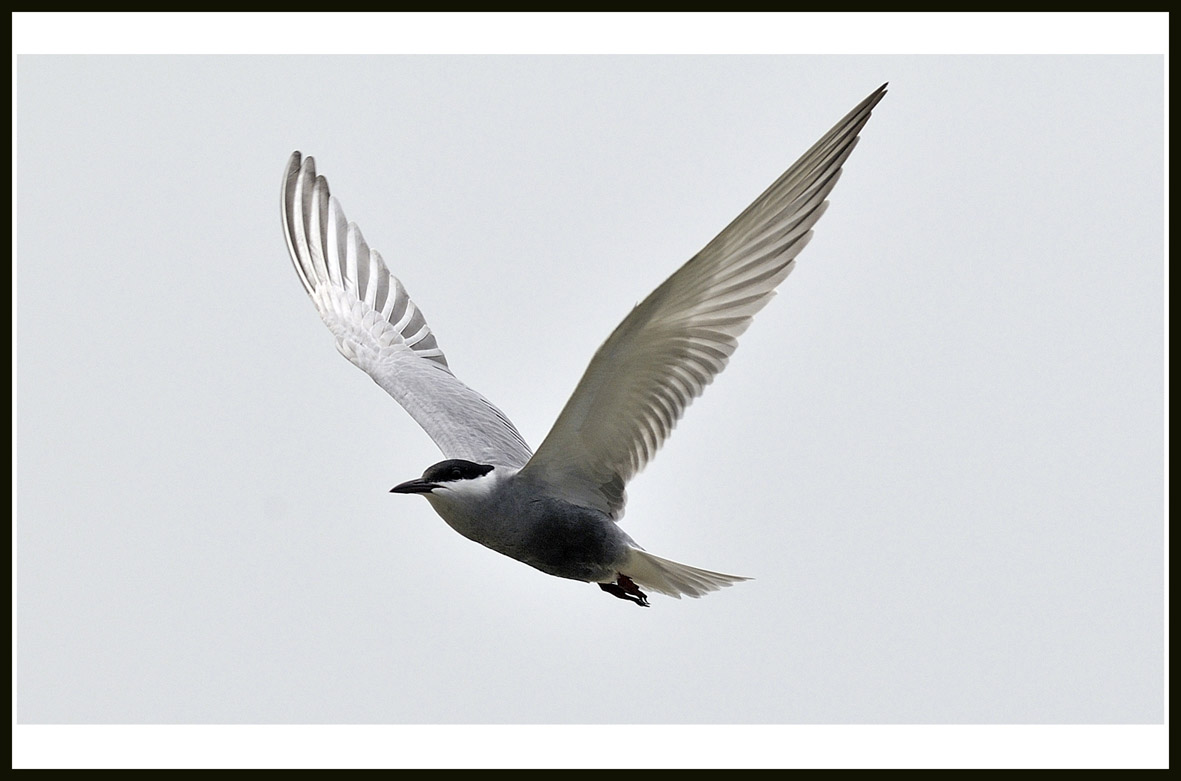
[616,574,649,604]
[599,582,648,606]
[598,574,650,607]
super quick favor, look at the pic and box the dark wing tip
[862,83,889,113]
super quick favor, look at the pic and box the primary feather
[281,153,533,468]
[519,84,888,519]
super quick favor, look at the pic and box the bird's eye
[452,468,462,480]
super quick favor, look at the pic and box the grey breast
[512,497,630,583]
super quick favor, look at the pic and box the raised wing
[519,84,886,518]
[282,152,533,468]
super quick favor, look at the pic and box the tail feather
[622,549,750,599]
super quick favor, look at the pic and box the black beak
[390,479,438,495]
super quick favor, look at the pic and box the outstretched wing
[282,152,533,468]
[518,84,886,518]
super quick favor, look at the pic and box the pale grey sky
[17,53,1163,732]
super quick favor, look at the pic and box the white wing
[519,84,887,518]
[282,152,533,468]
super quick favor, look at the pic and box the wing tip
[285,150,303,178]
[864,82,889,112]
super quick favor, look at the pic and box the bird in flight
[282,84,886,606]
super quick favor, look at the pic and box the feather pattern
[519,84,888,518]
[281,152,533,468]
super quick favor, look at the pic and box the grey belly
[514,503,627,583]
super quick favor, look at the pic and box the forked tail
[622,549,750,599]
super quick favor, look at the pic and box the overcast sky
[15,24,1165,767]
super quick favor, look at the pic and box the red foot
[598,574,650,607]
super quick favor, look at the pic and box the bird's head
[390,459,496,498]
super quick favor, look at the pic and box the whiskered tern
[282,84,886,606]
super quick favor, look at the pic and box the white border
[11,724,1173,769]
[13,11,1169,770]
[10,12,1171,56]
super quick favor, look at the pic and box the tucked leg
[598,574,650,607]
